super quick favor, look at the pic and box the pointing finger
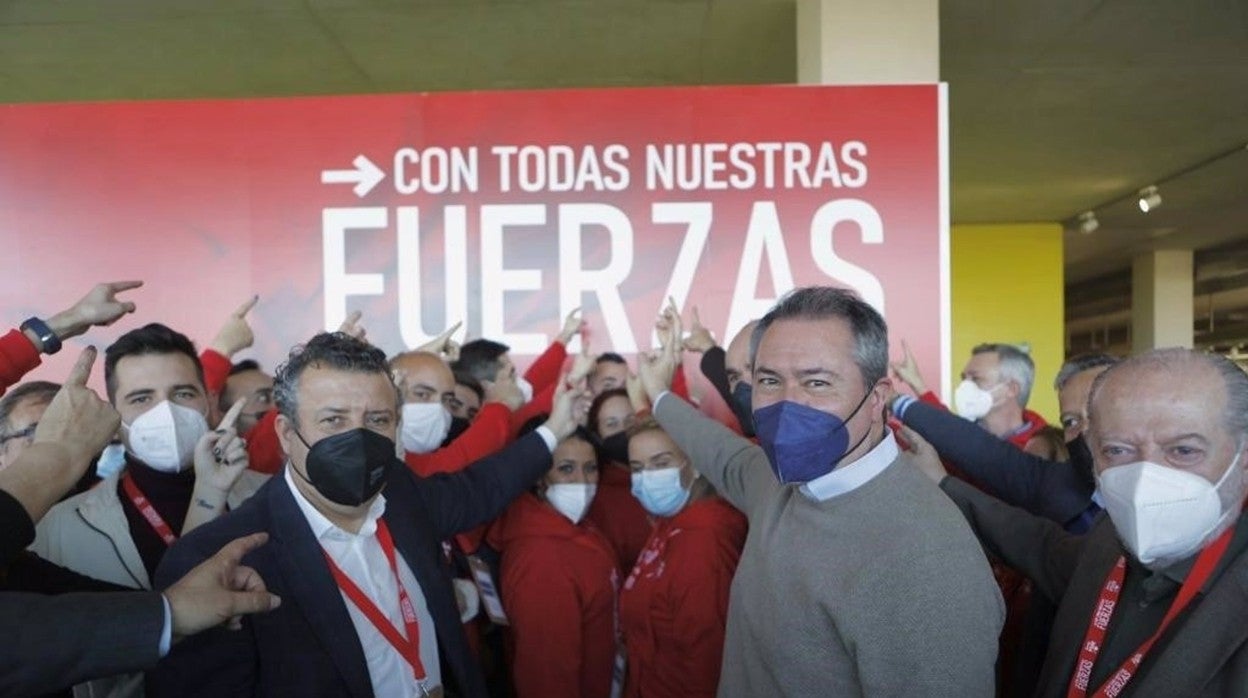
[65,346,97,387]
[233,295,259,319]
[212,532,270,569]
[105,280,144,294]
[218,398,247,433]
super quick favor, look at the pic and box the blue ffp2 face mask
[753,391,872,484]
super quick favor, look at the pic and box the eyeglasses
[0,424,37,446]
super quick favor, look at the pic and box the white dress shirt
[801,431,901,501]
[284,468,441,697]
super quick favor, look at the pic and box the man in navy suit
[148,332,577,697]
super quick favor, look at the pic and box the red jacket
[510,340,568,434]
[404,402,512,478]
[586,463,654,572]
[486,493,620,698]
[619,497,746,698]
[0,329,41,397]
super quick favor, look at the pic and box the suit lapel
[1133,549,1248,692]
[268,476,374,698]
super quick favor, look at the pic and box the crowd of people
[1,279,1246,697]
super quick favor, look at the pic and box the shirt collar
[282,465,387,541]
[801,431,900,501]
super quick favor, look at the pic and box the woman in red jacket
[585,389,653,572]
[620,418,747,698]
[486,428,621,698]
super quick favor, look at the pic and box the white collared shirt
[800,431,901,501]
[283,468,442,696]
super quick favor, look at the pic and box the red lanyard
[121,473,177,546]
[1067,525,1236,698]
[321,519,427,685]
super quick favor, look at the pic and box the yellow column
[950,224,1064,421]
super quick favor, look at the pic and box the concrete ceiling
[2,0,1246,288]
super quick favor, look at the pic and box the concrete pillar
[1132,250,1194,351]
[796,0,940,85]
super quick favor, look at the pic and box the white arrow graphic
[321,154,386,198]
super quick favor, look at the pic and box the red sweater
[486,493,620,698]
[586,463,654,572]
[619,497,747,698]
[0,329,41,397]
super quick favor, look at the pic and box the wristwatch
[20,316,62,355]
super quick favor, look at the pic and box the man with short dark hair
[588,352,629,396]
[0,380,60,471]
[450,371,484,422]
[639,287,1003,696]
[149,332,580,698]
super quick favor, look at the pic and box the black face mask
[599,431,631,465]
[730,382,756,438]
[1066,433,1096,492]
[293,428,396,506]
[441,416,471,448]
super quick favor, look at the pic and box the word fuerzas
[391,142,869,195]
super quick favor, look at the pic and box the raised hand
[415,321,463,358]
[890,340,928,395]
[185,399,250,535]
[44,280,143,344]
[682,305,716,353]
[338,310,367,342]
[210,296,259,358]
[626,372,650,412]
[165,532,281,638]
[567,337,596,386]
[639,305,682,403]
[542,375,584,441]
[556,307,585,346]
[33,347,121,468]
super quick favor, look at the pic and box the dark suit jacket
[147,432,552,698]
[943,477,1248,697]
[903,400,1094,525]
[0,590,164,696]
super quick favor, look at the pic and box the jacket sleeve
[510,382,556,435]
[652,394,774,516]
[0,488,36,567]
[523,340,568,394]
[414,432,554,540]
[199,349,233,397]
[503,551,589,698]
[0,590,165,696]
[940,476,1087,604]
[901,400,1089,523]
[147,534,259,697]
[405,402,512,477]
[698,347,733,407]
[0,329,41,397]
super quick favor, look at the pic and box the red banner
[0,85,948,402]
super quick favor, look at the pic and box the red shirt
[619,497,746,698]
[486,493,620,698]
[586,463,654,572]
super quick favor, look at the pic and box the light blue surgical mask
[96,441,127,479]
[631,466,691,517]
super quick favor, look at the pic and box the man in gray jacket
[639,287,1003,697]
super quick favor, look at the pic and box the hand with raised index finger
[210,295,259,358]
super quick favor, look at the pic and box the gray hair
[972,343,1036,408]
[1053,353,1119,392]
[750,287,889,387]
[1088,348,1248,439]
[0,381,60,437]
[273,332,398,428]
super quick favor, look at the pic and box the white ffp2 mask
[954,380,995,421]
[123,401,208,473]
[546,483,596,524]
[399,402,453,455]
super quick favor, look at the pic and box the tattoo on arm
[195,498,219,511]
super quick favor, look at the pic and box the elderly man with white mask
[915,347,1248,696]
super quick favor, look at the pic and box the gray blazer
[943,477,1248,697]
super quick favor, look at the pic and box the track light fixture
[1077,211,1099,234]
[1138,185,1162,213]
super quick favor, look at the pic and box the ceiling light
[1138,186,1162,213]
[1077,211,1099,234]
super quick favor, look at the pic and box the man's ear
[275,413,295,459]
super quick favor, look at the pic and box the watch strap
[20,316,62,355]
